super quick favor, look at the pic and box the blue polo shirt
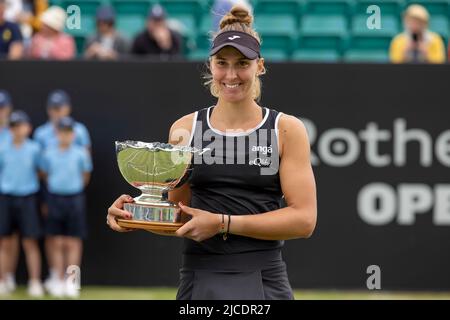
[33,121,91,149]
[0,139,40,196]
[40,145,93,195]
[0,127,12,148]
[0,21,23,56]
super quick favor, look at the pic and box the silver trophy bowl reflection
[115,141,197,233]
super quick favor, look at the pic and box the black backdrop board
[1,61,449,290]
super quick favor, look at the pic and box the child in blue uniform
[0,90,16,296]
[34,90,91,296]
[40,116,92,298]
[34,90,91,150]
[0,111,43,297]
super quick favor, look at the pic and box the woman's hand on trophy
[175,202,222,242]
[107,194,136,232]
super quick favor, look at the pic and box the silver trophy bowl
[115,141,197,234]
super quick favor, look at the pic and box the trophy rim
[115,140,199,154]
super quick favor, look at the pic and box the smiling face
[210,46,264,103]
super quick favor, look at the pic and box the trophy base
[119,202,183,236]
[117,219,183,236]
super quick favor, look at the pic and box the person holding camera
[389,4,445,63]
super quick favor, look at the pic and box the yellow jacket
[389,31,446,63]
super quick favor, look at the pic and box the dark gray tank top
[184,106,284,254]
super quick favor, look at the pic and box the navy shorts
[0,194,42,238]
[46,193,87,239]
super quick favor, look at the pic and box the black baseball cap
[47,89,71,109]
[96,5,115,22]
[209,30,260,60]
[57,116,75,130]
[148,4,166,20]
[0,90,12,108]
[9,110,30,126]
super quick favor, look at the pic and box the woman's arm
[229,115,317,240]
[167,113,195,206]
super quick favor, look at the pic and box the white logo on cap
[228,35,241,40]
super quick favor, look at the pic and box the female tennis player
[107,5,317,300]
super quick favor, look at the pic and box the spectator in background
[84,5,129,60]
[39,116,92,298]
[212,0,252,31]
[0,0,24,59]
[131,4,182,59]
[29,5,75,60]
[390,4,445,63]
[0,111,43,298]
[0,90,20,296]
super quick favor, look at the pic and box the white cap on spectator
[41,6,67,32]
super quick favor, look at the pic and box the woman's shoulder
[276,112,309,155]
[274,111,306,131]
[170,112,196,132]
[169,111,200,145]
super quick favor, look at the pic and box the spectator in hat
[0,110,44,298]
[0,0,24,59]
[39,116,92,298]
[131,4,182,59]
[29,5,76,60]
[33,90,91,150]
[84,5,129,60]
[390,4,445,63]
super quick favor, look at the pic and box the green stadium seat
[254,0,303,20]
[60,0,101,15]
[291,49,340,61]
[304,0,353,17]
[64,14,96,36]
[254,15,297,54]
[349,15,397,51]
[73,35,87,55]
[429,15,449,42]
[353,0,404,15]
[351,15,399,36]
[196,14,214,50]
[187,49,209,61]
[160,0,207,21]
[298,15,348,52]
[260,49,288,61]
[112,0,152,15]
[116,15,146,39]
[343,49,389,62]
[353,0,404,26]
